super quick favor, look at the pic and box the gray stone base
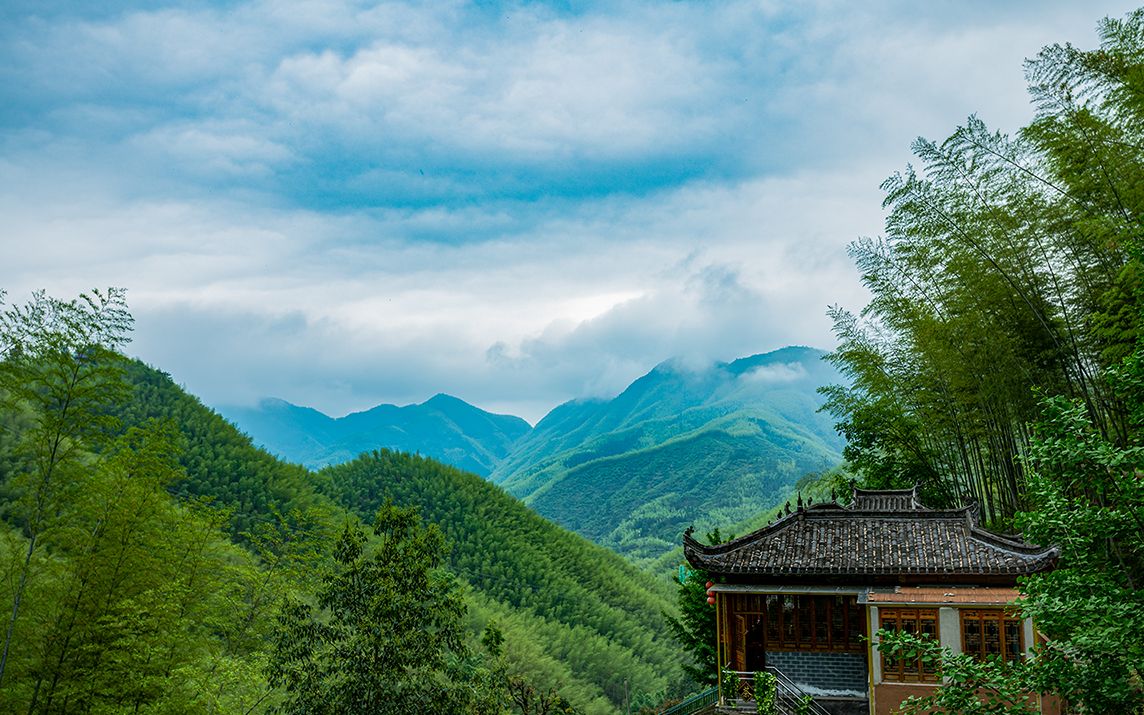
[766,651,868,695]
[816,697,869,715]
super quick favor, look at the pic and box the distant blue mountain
[219,393,531,475]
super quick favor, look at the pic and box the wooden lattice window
[723,593,865,656]
[961,609,1024,663]
[879,608,939,683]
[759,595,864,653]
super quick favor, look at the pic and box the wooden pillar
[715,592,724,702]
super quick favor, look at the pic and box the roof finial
[784,501,792,515]
[797,492,804,509]
[684,524,695,539]
[830,487,836,502]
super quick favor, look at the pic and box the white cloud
[129,122,295,178]
[1,162,880,422]
[256,6,727,161]
[741,362,809,384]
[3,0,1141,424]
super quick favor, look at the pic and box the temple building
[682,487,1059,715]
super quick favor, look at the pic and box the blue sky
[2,0,1139,422]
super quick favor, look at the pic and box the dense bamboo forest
[820,9,1144,713]
[821,10,1144,525]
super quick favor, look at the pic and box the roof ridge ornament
[966,499,981,526]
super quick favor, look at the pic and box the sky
[2,0,1140,423]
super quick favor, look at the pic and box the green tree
[667,562,717,686]
[506,674,582,715]
[0,288,132,688]
[268,500,479,714]
[1014,389,1144,712]
[874,628,1039,715]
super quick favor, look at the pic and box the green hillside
[114,362,335,538]
[220,393,531,475]
[113,361,681,712]
[317,450,681,710]
[493,346,845,565]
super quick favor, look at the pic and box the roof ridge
[689,509,801,555]
[967,526,1059,557]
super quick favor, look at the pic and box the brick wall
[765,651,868,694]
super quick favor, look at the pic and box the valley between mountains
[220,345,846,567]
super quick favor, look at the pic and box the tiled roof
[684,488,1057,581]
[850,486,922,511]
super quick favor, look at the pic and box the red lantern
[705,581,714,588]
[706,596,716,604]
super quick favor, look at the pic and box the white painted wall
[869,606,881,684]
[939,607,961,654]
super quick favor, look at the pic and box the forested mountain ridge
[114,360,335,538]
[126,362,682,712]
[220,392,531,475]
[0,306,683,715]
[492,346,846,565]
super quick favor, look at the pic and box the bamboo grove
[821,9,1144,526]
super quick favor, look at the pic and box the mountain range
[492,346,845,564]
[219,393,530,475]
[222,346,846,566]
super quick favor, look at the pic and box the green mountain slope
[219,393,531,475]
[113,361,680,712]
[492,346,846,565]
[115,361,333,537]
[318,450,680,709]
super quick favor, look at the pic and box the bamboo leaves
[824,9,1144,524]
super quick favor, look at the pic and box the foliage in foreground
[269,500,498,714]
[0,289,304,714]
[0,287,681,714]
[822,8,1144,526]
[666,566,717,687]
[838,8,1144,712]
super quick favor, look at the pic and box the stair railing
[659,685,718,715]
[724,670,832,715]
[764,666,832,715]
